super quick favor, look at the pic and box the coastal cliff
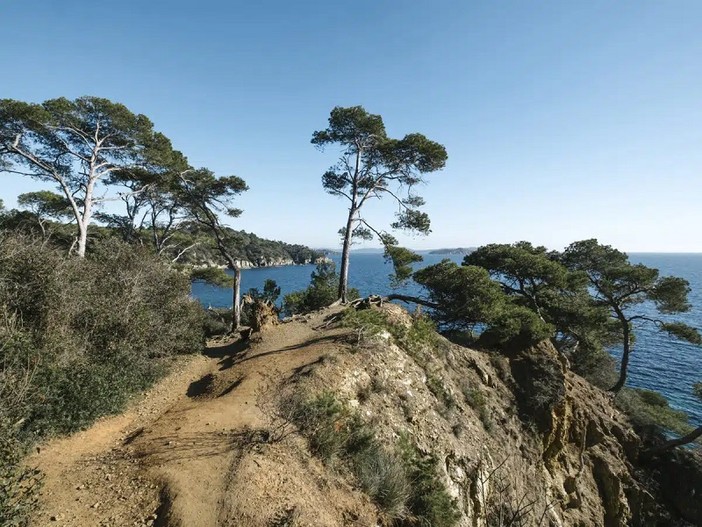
[27,302,701,526]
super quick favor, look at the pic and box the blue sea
[192,252,702,426]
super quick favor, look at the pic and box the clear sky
[1,1,701,252]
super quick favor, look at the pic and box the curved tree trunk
[610,319,631,393]
[647,426,702,454]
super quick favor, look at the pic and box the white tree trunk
[232,267,242,330]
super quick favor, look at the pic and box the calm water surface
[192,252,702,425]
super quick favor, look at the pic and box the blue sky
[1,1,701,252]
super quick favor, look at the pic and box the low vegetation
[283,261,358,316]
[0,233,205,524]
[282,390,459,526]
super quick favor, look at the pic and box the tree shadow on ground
[204,338,250,371]
[223,334,346,369]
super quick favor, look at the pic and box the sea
[192,252,702,427]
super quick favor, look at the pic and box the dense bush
[0,235,205,436]
[0,427,41,527]
[413,260,553,349]
[0,234,205,523]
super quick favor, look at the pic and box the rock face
[283,304,694,526]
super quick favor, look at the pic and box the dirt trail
[28,310,345,527]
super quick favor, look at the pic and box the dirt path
[28,310,345,527]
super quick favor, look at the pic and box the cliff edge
[27,303,700,526]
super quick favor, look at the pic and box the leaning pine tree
[177,168,248,330]
[561,239,701,393]
[312,106,447,302]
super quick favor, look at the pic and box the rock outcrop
[277,303,696,526]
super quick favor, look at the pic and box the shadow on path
[226,334,345,369]
[204,338,250,371]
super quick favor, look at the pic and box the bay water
[191,252,702,426]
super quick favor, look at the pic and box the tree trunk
[338,207,355,303]
[610,320,631,393]
[76,177,96,258]
[76,221,89,258]
[232,266,241,331]
[647,425,702,454]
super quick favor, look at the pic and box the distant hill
[428,247,475,255]
[0,210,324,269]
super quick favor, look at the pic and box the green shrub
[354,446,411,521]
[0,425,42,527]
[616,388,692,437]
[462,384,493,431]
[284,390,459,526]
[427,373,455,413]
[340,308,390,347]
[282,261,358,315]
[397,434,461,527]
[395,316,440,360]
[0,234,206,520]
[340,308,440,364]
[203,308,233,337]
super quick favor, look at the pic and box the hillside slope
[27,304,699,526]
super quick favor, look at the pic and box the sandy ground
[27,309,347,527]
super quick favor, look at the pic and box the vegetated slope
[28,304,699,526]
[0,211,324,269]
[172,225,326,268]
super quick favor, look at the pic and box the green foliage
[0,96,186,256]
[509,351,565,431]
[393,316,441,365]
[340,307,441,366]
[285,391,458,526]
[412,239,700,402]
[616,388,692,436]
[202,308,233,338]
[463,242,615,366]
[288,391,350,461]
[462,384,493,431]
[312,105,447,300]
[283,261,358,315]
[247,279,281,304]
[694,383,702,401]
[0,428,41,527]
[397,434,461,527]
[0,234,205,438]
[340,308,391,348]
[413,260,552,349]
[479,304,553,348]
[384,245,423,287]
[191,266,232,288]
[17,191,72,221]
[561,239,700,391]
[661,322,702,345]
[0,234,205,521]
[353,446,411,521]
[414,261,504,331]
[426,373,455,412]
